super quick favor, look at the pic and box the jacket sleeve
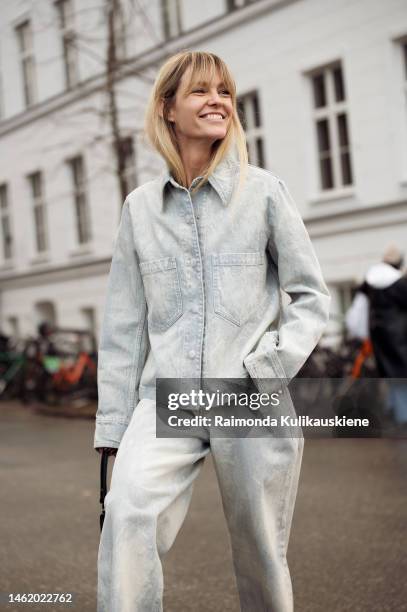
[93,198,149,449]
[243,177,331,393]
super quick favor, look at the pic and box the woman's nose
[207,89,222,104]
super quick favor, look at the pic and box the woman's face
[166,66,234,147]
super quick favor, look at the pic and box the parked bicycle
[0,325,98,406]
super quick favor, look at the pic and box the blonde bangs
[181,55,236,102]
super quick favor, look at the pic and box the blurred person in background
[37,322,58,356]
[93,50,330,611]
[358,245,407,427]
[345,286,369,343]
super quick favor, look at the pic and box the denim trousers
[97,398,304,612]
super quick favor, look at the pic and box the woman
[94,50,331,611]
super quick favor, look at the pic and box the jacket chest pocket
[212,252,265,327]
[140,256,183,332]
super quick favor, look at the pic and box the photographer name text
[166,414,370,428]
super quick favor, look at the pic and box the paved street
[0,400,406,611]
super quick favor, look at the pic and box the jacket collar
[158,151,239,211]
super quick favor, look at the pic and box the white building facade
[0,0,406,346]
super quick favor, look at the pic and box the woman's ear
[158,98,165,119]
[159,98,175,123]
[160,98,175,123]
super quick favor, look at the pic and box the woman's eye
[192,88,230,95]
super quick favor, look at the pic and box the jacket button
[188,350,196,359]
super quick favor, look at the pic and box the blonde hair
[143,50,248,199]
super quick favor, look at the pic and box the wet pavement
[0,400,406,611]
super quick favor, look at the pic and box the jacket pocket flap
[213,252,264,266]
[140,256,177,275]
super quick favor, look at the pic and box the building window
[237,90,265,168]
[161,0,182,40]
[226,0,257,11]
[67,155,91,244]
[55,0,79,89]
[15,20,37,107]
[28,171,48,253]
[310,62,353,191]
[120,136,138,194]
[0,184,13,260]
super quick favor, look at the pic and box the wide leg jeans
[97,398,304,612]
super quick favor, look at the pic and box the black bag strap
[99,450,110,532]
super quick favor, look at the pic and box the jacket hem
[139,385,156,401]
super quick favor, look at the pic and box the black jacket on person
[360,262,407,378]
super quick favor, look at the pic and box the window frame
[67,155,91,245]
[55,0,79,90]
[120,135,138,195]
[161,0,182,40]
[27,170,49,254]
[237,89,266,168]
[309,61,353,192]
[15,19,37,107]
[0,183,13,261]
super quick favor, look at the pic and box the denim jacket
[93,154,331,448]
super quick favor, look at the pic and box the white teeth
[201,114,224,120]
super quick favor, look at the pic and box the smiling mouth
[199,113,226,121]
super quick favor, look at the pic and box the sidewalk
[0,400,406,611]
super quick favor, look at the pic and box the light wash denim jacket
[93,154,331,448]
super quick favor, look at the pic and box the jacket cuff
[93,418,130,449]
[244,347,288,396]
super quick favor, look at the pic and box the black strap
[99,450,110,532]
